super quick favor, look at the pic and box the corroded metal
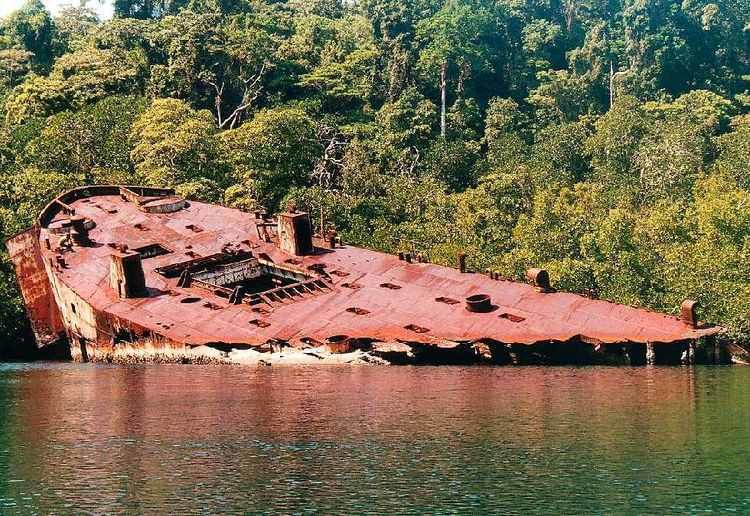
[681,299,699,328]
[526,268,553,293]
[5,186,725,363]
[5,226,65,348]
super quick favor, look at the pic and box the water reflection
[1,364,749,513]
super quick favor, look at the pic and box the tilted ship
[6,186,726,365]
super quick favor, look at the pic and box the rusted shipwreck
[6,186,726,365]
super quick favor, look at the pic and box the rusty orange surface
[6,227,65,347]
[34,189,720,347]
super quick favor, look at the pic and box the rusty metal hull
[6,226,65,348]
[5,186,725,364]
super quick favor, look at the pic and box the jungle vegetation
[0,0,749,355]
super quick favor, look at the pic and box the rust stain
[6,226,64,347]
[6,186,723,359]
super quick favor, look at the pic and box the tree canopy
[1,0,750,355]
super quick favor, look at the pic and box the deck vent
[436,296,460,305]
[681,300,699,327]
[405,324,430,334]
[134,243,172,259]
[466,294,493,313]
[458,253,467,273]
[346,307,370,316]
[499,313,525,323]
[380,283,402,290]
[526,268,553,292]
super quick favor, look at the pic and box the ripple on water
[0,364,749,513]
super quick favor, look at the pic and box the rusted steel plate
[5,227,65,347]
[22,188,722,350]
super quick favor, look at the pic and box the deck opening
[380,283,402,290]
[466,294,493,313]
[180,297,201,304]
[170,253,322,305]
[134,243,172,259]
[405,324,429,334]
[250,319,271,328]
[435,296,460,305]
[229,270,298,294]
[346,307,370,316]
[499,313,525,323]
[208,262,307,296]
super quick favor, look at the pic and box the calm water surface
[0,363,749,514]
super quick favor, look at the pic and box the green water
[0,363,749,514]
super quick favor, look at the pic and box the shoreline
[64,337,741,366]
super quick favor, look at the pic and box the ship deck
[38,188,720,348]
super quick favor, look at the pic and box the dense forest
[0,0,749,355]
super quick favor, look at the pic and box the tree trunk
[440,60,447,139]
